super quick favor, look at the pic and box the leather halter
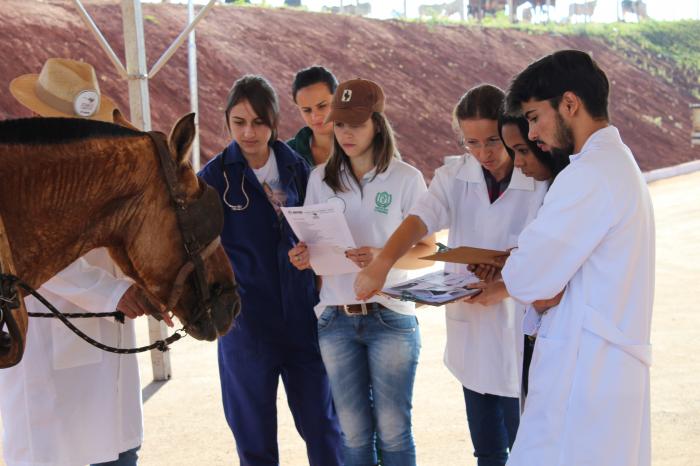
[147,131,225,326]
[0,212,28,368]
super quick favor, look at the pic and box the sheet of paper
[382,271,481,305]
[281,203,359,275]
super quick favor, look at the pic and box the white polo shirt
[305,158,428,316]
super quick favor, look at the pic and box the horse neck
[0,135,157,288]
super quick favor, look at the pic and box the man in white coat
[0,58,163,466]
[472,50,654,465]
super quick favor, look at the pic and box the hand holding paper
[288,242,311,271]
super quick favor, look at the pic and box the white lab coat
[410,155,548,397]
[0,249,143,466]
[502,126,654,466]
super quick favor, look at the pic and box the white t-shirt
[252,148,287,217]
[305,158,428,316]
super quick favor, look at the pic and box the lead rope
[0,274,186,354]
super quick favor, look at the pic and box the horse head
[108,114,240,341]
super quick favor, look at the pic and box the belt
[336,302,383,316]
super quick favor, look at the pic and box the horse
[0,113,240,366]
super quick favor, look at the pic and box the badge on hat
[341,89,353,102]
[73,90,100,117]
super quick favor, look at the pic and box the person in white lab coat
[472,49,655,466]
[355,84,549,466]
[0,58,164,466]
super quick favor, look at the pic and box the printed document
[281,203,359,275]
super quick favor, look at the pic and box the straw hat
[9,58,117,122]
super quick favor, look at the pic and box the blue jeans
[318,306,421,466]
[91,446,140,466]
[463,387,519,466]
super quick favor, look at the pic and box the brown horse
[0,114,240,351]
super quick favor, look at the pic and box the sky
[158,0,700,22]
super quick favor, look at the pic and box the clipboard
[380,270,482,307]
[420,244,510,266]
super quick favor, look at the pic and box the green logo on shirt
[374,191,392,214]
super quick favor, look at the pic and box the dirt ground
[3,170,693,465]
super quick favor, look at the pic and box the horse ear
[169,113,196,166]
[112,109,140,131]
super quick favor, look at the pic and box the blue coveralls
[199,140,343,466]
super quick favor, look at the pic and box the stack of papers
[381,271,481,306]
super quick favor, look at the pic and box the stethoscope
[220,149,306,213]
[221,154,250,211]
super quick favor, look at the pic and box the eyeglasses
[461,137,503,151]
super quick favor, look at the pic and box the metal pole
[121,0,152,131]
[617,0,621,22]
[508,0,516,23]
[73,0,128,78]
[149,0,216,79]
[188,0,201,171]
[72,0,220,383]
[691,104,700,146]
[121,0,170,381]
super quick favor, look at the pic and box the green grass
[562,20,700,99]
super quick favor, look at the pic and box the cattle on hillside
[417,1,557,22]
[322,2,371,16]
[515,0,557,23]
[568,0,597,21]
[418,0,465,20]
[621,0,648,21]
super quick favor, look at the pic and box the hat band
[34,81,100,118]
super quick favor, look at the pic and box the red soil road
[0,1,697,177]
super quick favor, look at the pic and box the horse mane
[0,117,143,145]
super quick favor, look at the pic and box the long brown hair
[323,112,397,193]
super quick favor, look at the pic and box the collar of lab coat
[569,125,619,163]
[456,154,534,191]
